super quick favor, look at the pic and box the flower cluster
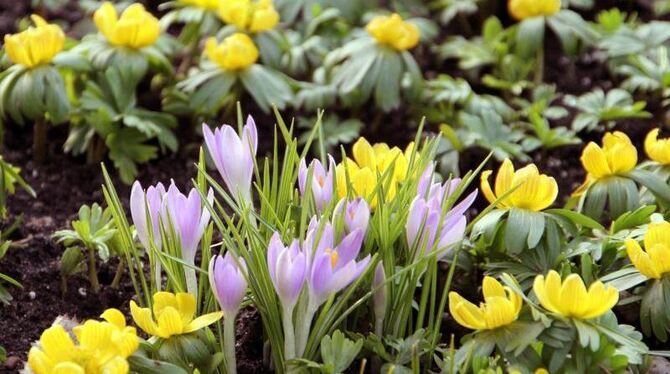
[28,309,138,374]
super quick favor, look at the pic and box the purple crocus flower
[406,176,477,260]
[209,252,248,315]
[130,181,166,251]
[202,116,258,205]
[298,156,335,212]
[161,181,213,264]
[267,233,307,309]
[307,227,371,306]
[335,197,370,234]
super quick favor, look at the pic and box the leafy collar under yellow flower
[449,276,522,330]
[3,15,64,68]
[625,221,670,279]
[28,308,138,374]
[130,292,223,339]
[366,13,420,51]
[481,159,558,211]
[94,2,160,49]
[533,270,618,320]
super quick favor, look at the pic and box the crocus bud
[406,179,477,260]
[267,232,307,309]
[209,253,248,316]
[130,181,166,251]
[335,197,370,235]
[202,116,258,205]
[298,156,335,212]
[161,182,213,264]
[373,262,387,321]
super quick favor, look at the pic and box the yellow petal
[482,276,506,300]
[101,308,127,329]
[625,239,660,279]
[581,281,618,319]
[101,356,129,374]
[448,292,486,330]
[580,142,611,179]
[644,221,670,249]
[28,347,54,374]
[533,271,561,314]
[559,274,589,318]
[77,320,113,352]
[494,159,514,198]
[482,296,518,329]
[39,325,75,361]
[353,138,376,169]
[93,2,118,38]
[647,243,670,278]
[52,362,85,374]
[156,306,185,338]
[608,141,637,174]
[480,170,498,205]
[112,327,139,358]
[153,292,178,317]
[175,293,197,325]
[184,312,224,333]
[130,300,160,337]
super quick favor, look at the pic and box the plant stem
[111,261,125,289]
[281,305,296,360]
[88,247,100,293]
[534,47,545,85]
[224,313,238,374]
[295,300,317,358]
[185,264,198,297]
[33,118,47,163]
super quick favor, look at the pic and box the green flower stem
[185,263,198,297]
[110,260,125,289]
[88,246,100,293]
[281,304,296,360]
[295,299,317,358]
[534,47,545,85]
[33,118,47,163]
[224,313,238,374]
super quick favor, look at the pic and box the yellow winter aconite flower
[130,292,223,339]
[94,2,160,49]
[180,0,219,10]
[480,159,558,211]
[218,0,279,32]
[336,138,410,207]
[448,276,522,330]
[625,221,670,279]
[580,131,637,180]
[4,15,64,68]
[366,13,420,51]
[205,33,259,71]
[28,309,138,374]
[533,270,619,320]
[644,128,670,165]
[508,0,561,21]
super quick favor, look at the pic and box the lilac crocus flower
[335,197,370,234]
[130,181,166,251]
[406,176,477,260]
[209,252,248,316]
[307,227,371,306]
[298,156,335,212]
[202,116,258,205]
[161,181,213,264]
[267,232,307,309]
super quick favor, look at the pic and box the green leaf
[505,208,532,253]
[516,17,545,58]
[128,354,189,374]
[320,330,363,373]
